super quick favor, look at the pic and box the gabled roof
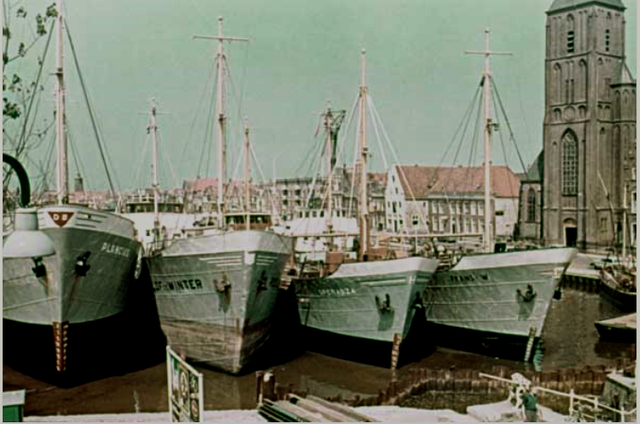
[547,0,626,14]
[183,177,217,192]
[395,165,521,199]
[522,151,544,183]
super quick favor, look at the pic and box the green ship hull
[294,256,440,363]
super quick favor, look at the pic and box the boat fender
[134,247,143,280]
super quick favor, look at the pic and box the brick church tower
[542,0,636,251]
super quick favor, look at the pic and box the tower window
[605,29,610,52]
[527,188,536,222]
[561,132,578,196]
[567,31,575,53]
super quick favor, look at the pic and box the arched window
[561,131,578,195]
[527,188,536,222]
[554,63,562,103]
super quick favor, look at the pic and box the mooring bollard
[569,388,575,416]
[256,370,276,405]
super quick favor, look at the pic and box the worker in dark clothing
[522,387,540,422]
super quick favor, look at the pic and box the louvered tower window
[561,132,578,196]
[567,31,575,53]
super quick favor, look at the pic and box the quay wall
[264,362,635,414]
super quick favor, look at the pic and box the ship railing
[479,373,636,422]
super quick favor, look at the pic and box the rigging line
[198,67,218,178]
[512,58,535,168]
[305,149,325,211]
[132,125,151,190]
[64,119,84,193]
[346,93,364,221]
[64,20,116,198]
[455,85,484,196]
[434,83,483,197]
[222,50,249,147]
[221,55,243,158]
[452,82,482,166]
[491,86,518,214]
[491,76,529,177]
[333,93,361,176]
[366,95,390,171]
[182,58,217,162]
[369,99,429,236]
[158,131,181,191]
[15,19,54,159]
[247,140,271,212]
[431,82,483,187]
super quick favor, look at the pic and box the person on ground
[522,387,541,422]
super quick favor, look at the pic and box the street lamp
[2,154,55,270]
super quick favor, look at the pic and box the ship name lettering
[153,279,203,292]
[101,242,131,258]
[316,288,356,296]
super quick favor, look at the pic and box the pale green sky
[4,0,638,191]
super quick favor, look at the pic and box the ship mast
[324,101,334,250]
[244,117,251,231]
[149,99,160,230]
[55,0,69,205]
[194,17,249,228]
[358,49,370,261]
[465,29,511,253]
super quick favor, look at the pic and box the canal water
[3,288,635,416]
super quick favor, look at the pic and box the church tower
[542,0,636,251]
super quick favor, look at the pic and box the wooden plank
[286,397,357,422]
[304,395,381,422]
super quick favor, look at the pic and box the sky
[3,0,638,192]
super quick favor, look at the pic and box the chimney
[74,173,84,193]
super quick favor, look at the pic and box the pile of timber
[258,394,379,422]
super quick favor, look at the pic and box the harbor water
[3,287,635,417]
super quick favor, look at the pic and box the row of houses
[179,164,522,241]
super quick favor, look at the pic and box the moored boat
[293,50,440,366]
[595,312,636,343]
[425,247,576,361]
[599,268,637,312]
[2,0,142,377]
[145,18,291,374]
[422,30,577,363]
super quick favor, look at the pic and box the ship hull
[598,270,637,312]
[294,257,440,365]
[147,230,291,374]
[424,248,577,362]
[3,205,141,374]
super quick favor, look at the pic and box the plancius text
[154,279,203,293]
[101,242,131,258]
